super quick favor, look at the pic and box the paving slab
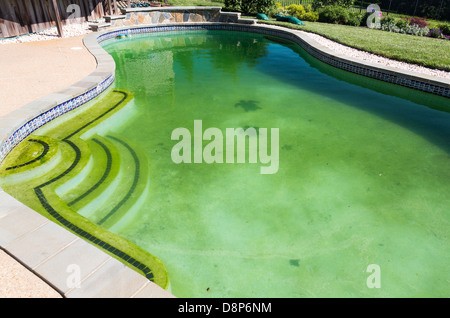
[4,221,78,269]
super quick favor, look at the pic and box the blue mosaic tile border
[0,74,115,162]
[97,24,449,98]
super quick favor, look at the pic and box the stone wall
[106,7,242,27]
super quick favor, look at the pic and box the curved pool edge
[0,21,449,298]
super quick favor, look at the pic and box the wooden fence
[0,0,117,38]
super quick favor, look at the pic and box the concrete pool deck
[0,35,94,298]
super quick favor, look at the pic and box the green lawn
[257,20,450,71]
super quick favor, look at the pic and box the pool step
[92,135,149,230]
[61,134,149,231]
[89,22,112,32]
[57,135,121,212]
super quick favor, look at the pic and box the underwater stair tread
[59,135,121,210]
[86,135,149,229]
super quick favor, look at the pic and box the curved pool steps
[95,135,149,230]
[66,135,121,215]
[0,89,170,293]
[72,134,149,232]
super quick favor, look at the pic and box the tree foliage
[312,0,355,10]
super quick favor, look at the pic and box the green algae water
[1,29,449,297]
[99,30,450,297]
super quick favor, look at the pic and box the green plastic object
[256,13,269,21]
[276,14,305,25]
[287,16,305,25]
[276,14,289,22]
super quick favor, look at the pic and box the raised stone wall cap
[123,6,222,13]
[220,12,241,16]
[104,15,126,20]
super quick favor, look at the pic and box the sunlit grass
[258,20,450,71]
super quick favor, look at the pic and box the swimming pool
[1,27,449,298]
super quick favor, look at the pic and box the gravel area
[0,250,62,298]
[298,30,450,80]
[0,22,94,45]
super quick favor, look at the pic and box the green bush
[380,16,395,28]
[312,0,354,10]
[437,23,450,36]
[224,0,241,11]
[286,4,306,17]
[283,3,319,22]
[379,16,430,36]
[240,0,257,14]
[240,0,275,15]
[318,5,349,24]
[346,12,362,26]
[275,2,288,15]
[302,11,319,22]
[395,18,409,30]
[255,0,276,15]
[429,28,444,38]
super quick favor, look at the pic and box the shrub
[429,28,444,38]
[239,0,276,15]
[275,2,288,16]
[380,16,395,28]
[406,17,428,28]
[437,23,450,35]
[286,4,306,18]
[395,18,410,30]
[224,0,241,11]
[312,0,354,10]
[346,12,362,26]
[255,0,276,15]
[240,0,257,14]
[380,17,430,36]
[302,11,319,22]
[283,3,319,22]
[318,5,349,24]
[404,24,422,36]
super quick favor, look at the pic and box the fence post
[51,0,64,38]
[360,0,364,13]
